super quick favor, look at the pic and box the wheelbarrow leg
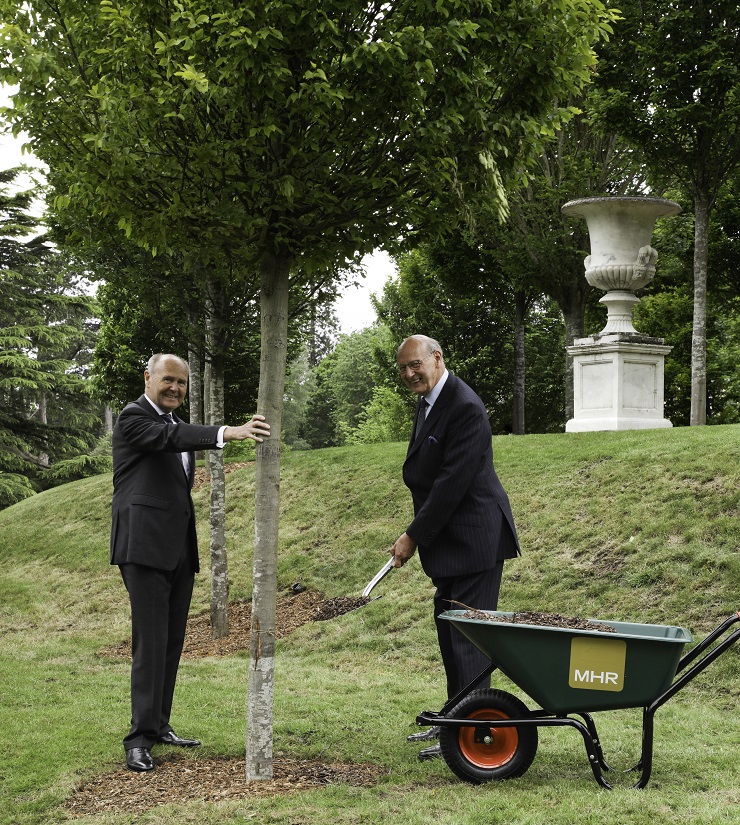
[629,617,740,789]
[575,712,615,773]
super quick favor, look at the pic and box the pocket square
[427,436,438,446]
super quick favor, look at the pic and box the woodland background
[1,0,739,510]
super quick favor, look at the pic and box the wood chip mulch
[191,461,254,492]
[99,587,375,661]
[459,608,617,633]
[79,589,389,817]
[63,753,388,817]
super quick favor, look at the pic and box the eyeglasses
[397,353,434,374]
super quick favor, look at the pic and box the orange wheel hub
[457,709,519,769]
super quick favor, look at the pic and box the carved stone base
[566,338,672,432]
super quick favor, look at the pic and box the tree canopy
[0,0,620,779]
[1,0,618,260]
[594,0,740,424]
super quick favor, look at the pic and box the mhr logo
[572,669,620,686]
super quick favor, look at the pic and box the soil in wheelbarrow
[456,606,617,633]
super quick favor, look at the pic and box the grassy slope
[0,426,738,824]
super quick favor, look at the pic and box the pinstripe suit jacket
[403,374,520,579]
[110,395,221,573]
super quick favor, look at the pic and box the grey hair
[146,353,190,375]
[397,335,443,358]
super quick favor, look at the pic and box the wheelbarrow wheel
[439,689,538,785]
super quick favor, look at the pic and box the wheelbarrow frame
[415,611,740,789]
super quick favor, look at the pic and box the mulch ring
[84,590,388,817]
[191,461,254,492]
[63,753,388,817]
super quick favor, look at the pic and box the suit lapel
[407,375,456,457]
[137,396,192,488]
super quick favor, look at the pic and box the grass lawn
[0,426,738,824]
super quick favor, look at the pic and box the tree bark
[207,442,229,637]
[188,326,205,462]
[188,324,204,427]
[512,292,526,435]
[690,190,709,426]
[560,301,586,425]
[206,283,230,639]
[246,248,290,781]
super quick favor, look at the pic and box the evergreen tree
[0,169,102,508]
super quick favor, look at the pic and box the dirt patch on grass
[100,587,372,660]
[63,753,387,818]
[191,461,253,492]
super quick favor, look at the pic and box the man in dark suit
[111,353,270,772]
[390,335,520,761]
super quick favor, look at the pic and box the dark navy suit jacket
[110,395,221,573]
[403,374,520,579]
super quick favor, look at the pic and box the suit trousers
[432,562,504,700]
[119,551,195,751]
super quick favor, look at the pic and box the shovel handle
[362,557,395,598]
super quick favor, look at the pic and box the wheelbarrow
[414,610,740,789]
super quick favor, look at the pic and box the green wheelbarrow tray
[414,610,740,789]
[439,610,692,714]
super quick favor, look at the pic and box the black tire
[439,689,538,785]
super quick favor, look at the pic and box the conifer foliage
[0,169,103,508]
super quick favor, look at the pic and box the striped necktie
[414,398,428,441]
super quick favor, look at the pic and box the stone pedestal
[567,335,672,432]
[561,196,681,433]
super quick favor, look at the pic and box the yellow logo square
[569,637,626,692]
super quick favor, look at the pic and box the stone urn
[561,196,681,335]
[561,196,681,432]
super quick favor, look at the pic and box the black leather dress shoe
[418,742,442,761]
[157,731,201,747]
[126,747,155,772]
[407,725,441,742]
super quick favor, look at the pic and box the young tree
[1,0,617,778]
[594,0,740,424]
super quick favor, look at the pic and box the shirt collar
[143,394,169,417]
[423,369,448,409]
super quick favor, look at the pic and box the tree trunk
[37,390,49,466]
[203,345,212,479]
[246,248,290,781]
[690,190,709,426]
[512,292,526,435]
[188,329,205,462]
[188,329,204,427]
[560,303,586,425]
[206,285,230,638]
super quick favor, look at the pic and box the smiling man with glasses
[390,335,520,761]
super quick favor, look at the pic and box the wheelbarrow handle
[676,611,740,674]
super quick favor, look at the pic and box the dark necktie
[162,413,188,476]
[414,398,428,441]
